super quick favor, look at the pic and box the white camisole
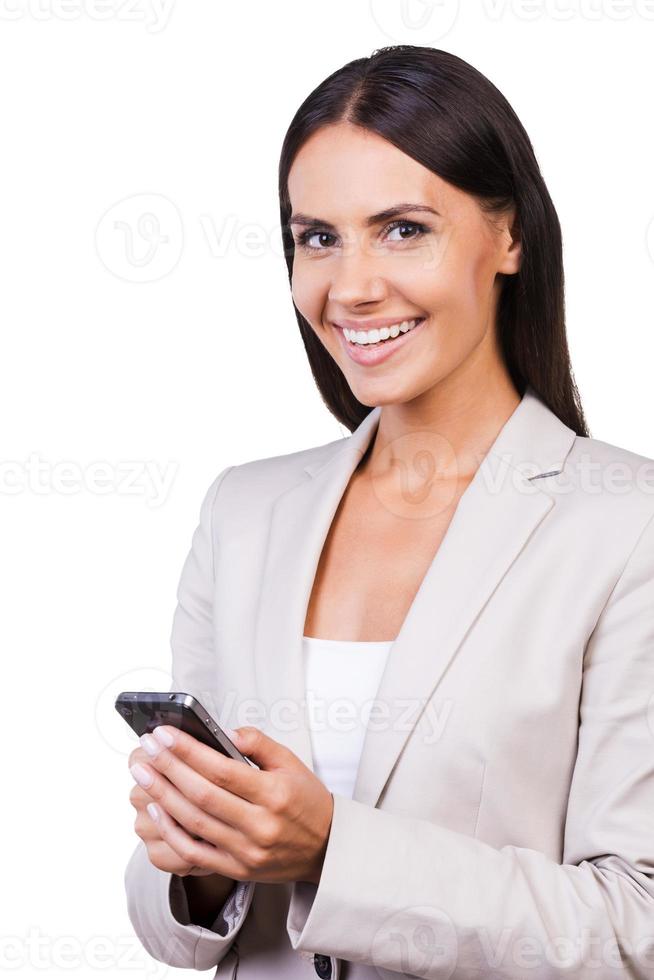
[302,633,394,799]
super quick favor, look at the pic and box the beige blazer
[124,385,654,979]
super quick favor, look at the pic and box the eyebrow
[288,203,441,230]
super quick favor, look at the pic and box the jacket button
[313,952,332,978]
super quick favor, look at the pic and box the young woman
[124,46,654,979]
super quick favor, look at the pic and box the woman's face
[287,122,521,408]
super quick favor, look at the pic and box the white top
[302,633,394,800]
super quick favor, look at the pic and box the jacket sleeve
[286,509,654,979]
[123,465,256,970]
[169,874,252,936]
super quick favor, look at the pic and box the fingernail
[140,733,160,757]
[146,803,160,822]
[130,763,153,788]
[225,727,240,742]
[152,726,175,747]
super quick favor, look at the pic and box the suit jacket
[124,384,654,979]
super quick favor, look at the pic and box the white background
[1,1,653,977]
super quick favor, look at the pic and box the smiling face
[287,121,521,409]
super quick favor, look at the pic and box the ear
[497,206,521,276]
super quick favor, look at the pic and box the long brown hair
[278,45,589,437]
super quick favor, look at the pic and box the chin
[348,381,412,407]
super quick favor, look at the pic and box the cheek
[452,231,498,297]
[291,263,326,321]
[390,237,469,315]
[426,243,493,324]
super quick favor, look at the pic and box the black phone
[115,691,258,768]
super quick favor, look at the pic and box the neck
[360,373,522,485]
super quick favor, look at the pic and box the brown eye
[296,230,337,251]
[384,220,427,242]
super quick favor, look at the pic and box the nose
[327,244,389,309]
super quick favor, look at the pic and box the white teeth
[343,318,422,346]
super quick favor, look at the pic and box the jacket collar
[252,384,577,807]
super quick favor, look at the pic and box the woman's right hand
[128,745,215,878]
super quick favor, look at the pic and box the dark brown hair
[278,45,589,437]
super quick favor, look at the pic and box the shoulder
[569,432,654,468]
[203,431,349,513]
[565,433,654,498]
[557,432,654,542]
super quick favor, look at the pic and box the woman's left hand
[128,725,334,886]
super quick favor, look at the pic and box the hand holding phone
[117,691,258,877]
[117,690,334,886]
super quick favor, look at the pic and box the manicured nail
[152,726,175,747]
[146,803,160,822]
[140,733,160,757]
[130,763,153,788]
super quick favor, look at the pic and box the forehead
[287,122,454,219]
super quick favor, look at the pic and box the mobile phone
[115,691,258,768]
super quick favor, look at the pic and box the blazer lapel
[252,385,578,808]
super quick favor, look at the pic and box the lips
[335,315,428,367]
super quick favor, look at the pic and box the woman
[124,46,654,979]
